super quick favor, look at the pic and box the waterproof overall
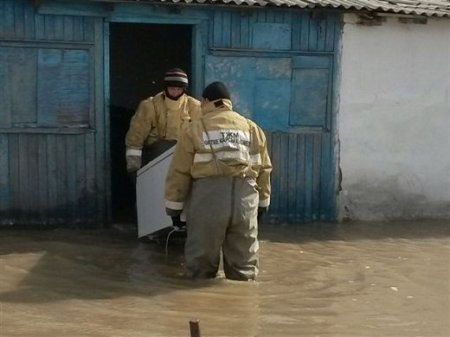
[186,176,259,280]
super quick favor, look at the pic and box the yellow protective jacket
[125,92,201,157]
[165,99,272,211]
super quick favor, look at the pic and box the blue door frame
[0,0,339,226]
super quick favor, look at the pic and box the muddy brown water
[0,220,449,337]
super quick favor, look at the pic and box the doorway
[109,23,192,223]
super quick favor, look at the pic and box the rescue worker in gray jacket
[164,81,272,281]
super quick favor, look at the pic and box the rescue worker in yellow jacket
[125,68,201,172]
[165,81,272,281]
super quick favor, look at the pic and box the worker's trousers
[185,176,259,281]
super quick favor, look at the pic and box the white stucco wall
[338,14,450,221]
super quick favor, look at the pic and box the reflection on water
[0,220,449,337]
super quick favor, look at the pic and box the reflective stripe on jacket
[125,92,201,156]
[165,98,272,211]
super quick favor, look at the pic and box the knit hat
[164,68,189,88]
[202,81,231,101]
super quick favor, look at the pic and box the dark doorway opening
[109,23,192,224]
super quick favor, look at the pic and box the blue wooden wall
[0,0,339,226]
[204,9,339,223]
[0,0,106,226]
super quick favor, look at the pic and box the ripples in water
[0,220,448,337]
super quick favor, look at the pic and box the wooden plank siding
[211,10,337,52]
[0,0,105,226]
[3,133,95,225]
[266,132,329,223]
[207,9,339,223]
[0,0,339,226]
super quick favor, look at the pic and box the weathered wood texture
[0,0,105,226]
[0,0,339,226]
[206,9,339,222]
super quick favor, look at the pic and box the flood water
[0,220,449,337]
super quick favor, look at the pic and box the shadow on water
[0,219,448,304]
[1,221,448,337]
[0,226,221,304]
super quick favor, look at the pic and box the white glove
[126,155,141,173]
